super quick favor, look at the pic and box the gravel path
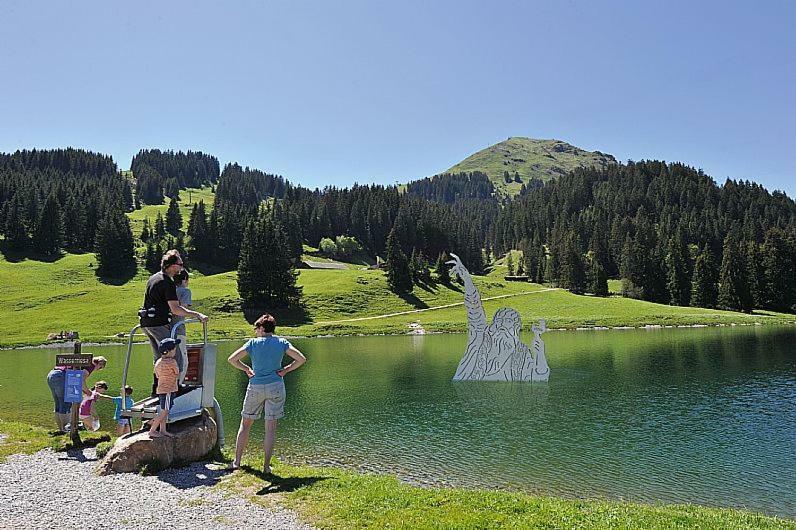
[0,448,314,529]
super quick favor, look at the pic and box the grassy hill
[446,137,617,196]
[0,248,792,348]
[0,186,790,347]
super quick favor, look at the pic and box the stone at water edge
[97,410,217,475]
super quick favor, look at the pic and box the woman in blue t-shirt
[227,313,306,473]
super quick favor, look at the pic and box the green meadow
[0,248,792,348]
[225,459,795,529]
[0,185,791,347]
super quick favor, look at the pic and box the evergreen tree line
[131,149,219,205]
[0,148,117,177]
[140,197,187,274]
[405,172,495,203]
[188,168,494,282]
[4,148,795,313]
[488,161,796,312]
[0,150,135,277]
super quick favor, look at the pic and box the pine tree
[588,256,609,296]
[521,238,538,281]
[94,207,136,279]
[535,245,546,284]
[416,249,431,283]
[717,229,752,312]
[559,232,586,294]
[165,196,182,235]
[435,252,450,284]
[745,241,765,309]
[140,218,151,243]
[620,234,644,299]
[144,240,161,273]
[386,225,412,292]
[32,193,63,256]
[409,247,420,282]
[175,232,186,257]
[762,228,794,311]
[665,232,691,306]
[506,251,515,276]
[187,200,208,262]
[154,212,166,240]
[691,245,718,308]
[237,214,302,308]
[122,179,134,211]
[3,198,28,250]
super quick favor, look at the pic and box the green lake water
[2,325,794,518]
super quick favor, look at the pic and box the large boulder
[97,410,217,475]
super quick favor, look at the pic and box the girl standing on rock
[149,338,180,438]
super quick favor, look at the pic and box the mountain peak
[445,137,617,196]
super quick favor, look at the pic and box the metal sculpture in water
[447,253,550,382]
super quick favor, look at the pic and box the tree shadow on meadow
[0,243,65,264]
[95,269,138,286]
[183,260,229,276]
[396,290,429,309]
[242,303,313,326]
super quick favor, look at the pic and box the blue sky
[1,0,794,195]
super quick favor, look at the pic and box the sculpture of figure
[530,319,550,381]
[447,253,549,382]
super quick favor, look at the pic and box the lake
[1,325,794,518]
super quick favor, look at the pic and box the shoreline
[2,319,794,351]
[0,430,792,528]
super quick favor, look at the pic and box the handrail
[120,318,212,421]
[170,318,208,347]
[120,324,142,414]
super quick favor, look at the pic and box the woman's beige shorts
[241,381,286,420]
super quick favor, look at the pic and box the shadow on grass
[55,432,112,462]
[444,281,463,293]
[95,269,137,285]
[0,243,65,263]
[183,260,230,276]
[396,290,429,309]
[414,278,438,293]
[239,467,330,495]
[243,303,313,326]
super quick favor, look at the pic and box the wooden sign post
[56,341,92,445]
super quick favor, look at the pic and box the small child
[150,338,180,438]
[79,381,109,431]
[98,385,135,435]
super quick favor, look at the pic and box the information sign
[64,370,84,403]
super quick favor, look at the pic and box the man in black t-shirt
[140,250,208,394]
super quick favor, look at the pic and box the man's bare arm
[168,300,208,322]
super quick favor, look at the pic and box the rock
[97,410,217,475]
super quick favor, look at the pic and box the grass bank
[220,456,794,529]
[0,420,790,528]
[0,419,109,463]
[0,249,792,347]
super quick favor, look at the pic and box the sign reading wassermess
[56,354,94,367]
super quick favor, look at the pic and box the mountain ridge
[444,137,617,196]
